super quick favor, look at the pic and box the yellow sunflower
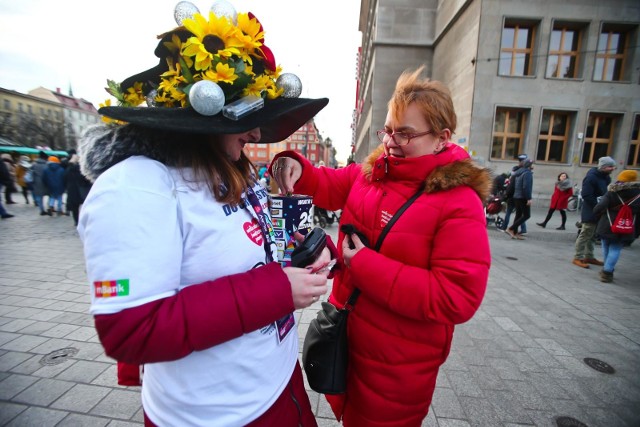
[234,13,264,63]
[243,74,273,97]
[182,12,243,71]
[123,82,146,106]
[203,62,238,84]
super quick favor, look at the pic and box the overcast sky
[0,0,362,162]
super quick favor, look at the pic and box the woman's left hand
[341,233,365,268]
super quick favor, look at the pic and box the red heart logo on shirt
[244,220,263,246]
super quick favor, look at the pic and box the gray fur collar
[78,124,178,182]
[607,181,640,192]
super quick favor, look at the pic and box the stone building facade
[354,0,639,200]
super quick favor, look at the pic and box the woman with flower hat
[77,3,330,426]
[271,67,491,426]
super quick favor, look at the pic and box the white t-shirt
[78,156,297,426]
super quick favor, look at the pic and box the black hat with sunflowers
[98,0,328,143]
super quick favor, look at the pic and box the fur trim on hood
[78,124,185,182]
[607,181,640,193]
[361,145,493,202]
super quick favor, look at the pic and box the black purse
[302,188,423,394]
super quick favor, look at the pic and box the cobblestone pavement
[1,201,639,426]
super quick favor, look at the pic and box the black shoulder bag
[302,188,423,394]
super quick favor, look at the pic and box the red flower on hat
[248,12,276,72]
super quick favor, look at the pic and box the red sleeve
[349,189,490,325]
[270,151,359,212]
[94,262,293,364]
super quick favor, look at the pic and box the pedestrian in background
[572,156,616,268]
[64,150,92,226]
[77,4,331,426]
[537,172,572,230]
[491,172,508,198]
[32,151,50,216]
[271,66,491,426]
[42,156,66,215]
[593,170,640,282]
[506,159,534,240]
[0,156,14,219]
[499,154,528,232]
[15,155,33,204]
[1,153,17,205]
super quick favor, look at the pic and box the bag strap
[374,189,424,251]
[618,193,640,206]
[346,186,424,308]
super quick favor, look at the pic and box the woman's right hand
[271,157,302,195]
[283,267,328,309]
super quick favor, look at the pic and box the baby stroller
[313,206,340,228]
[485,194,505,230]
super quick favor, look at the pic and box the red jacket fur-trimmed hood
[361,144,492,201]
[273,143,492,425]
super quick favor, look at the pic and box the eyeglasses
[376,129,435,146]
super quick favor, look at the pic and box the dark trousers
[510,199,531,234]
[4,185,14,203]
[541,208,566,227]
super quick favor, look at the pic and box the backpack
[607,193,640,235]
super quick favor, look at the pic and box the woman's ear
[440,128,451,141]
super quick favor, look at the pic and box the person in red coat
[536,172,573,230]
[271,66,492,427]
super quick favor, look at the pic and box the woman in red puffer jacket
[271,66,492,427]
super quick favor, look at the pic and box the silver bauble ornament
[146,89,158,107]
[189,80,225,116]
[210,0,237,24]
[276,73,303,98]
[174,1,200,26]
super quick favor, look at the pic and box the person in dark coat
[499,154,528,232]
[506,159,534,239]
[491,172,508,198]
[573,156,616,268]
[1,153,17,204]
[593,170,640,282]
[42,156,66,215]
[0,157,14,218]
[32,151,50,215]
[64,152,92,226]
